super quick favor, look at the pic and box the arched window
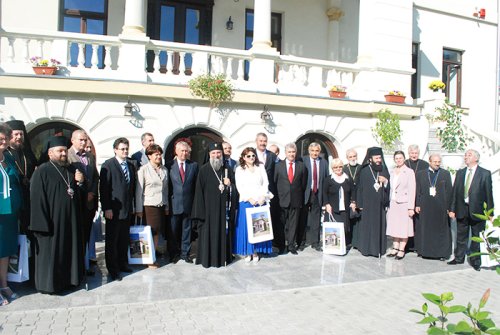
[164,127,223,166]
[28,122,80,162]
[295,133,338,160]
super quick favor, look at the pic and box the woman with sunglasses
[233,147,273,263]
[323,158,356,241]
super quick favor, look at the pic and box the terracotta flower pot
[328,91,347,98]
[384,95,406,104]
[32,66,58,75]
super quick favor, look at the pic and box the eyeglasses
[245,154,256,158]
[332,166,343,169]
[116,147,129,151]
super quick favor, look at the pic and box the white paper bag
[128,224,156,265]
[246,204,274,244]
[322,213,346,255]
[7,235,29,282]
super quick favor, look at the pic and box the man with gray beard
[191,142,236,268]
[30,136,86,293]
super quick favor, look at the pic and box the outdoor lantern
[124,98,139,116]
[226,16,234,30]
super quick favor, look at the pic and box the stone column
[326,1,344,61]
[251,0,272,50]
[122,0,146,36]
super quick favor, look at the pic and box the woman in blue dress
[0,123,22,306]
[233,147,273,263]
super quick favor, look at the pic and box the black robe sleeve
[30,166,52,233]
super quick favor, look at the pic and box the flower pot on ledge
[32,66,58,75]
[328,91,347,98]
[384,95,405,104]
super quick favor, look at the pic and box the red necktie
[313,160,318,193]
[288,162,294,184]
[180,162,185,183]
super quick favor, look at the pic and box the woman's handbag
[127,217,156,265]
[322,213,347,255]
[7,235,29,282]
[246,204,274,244]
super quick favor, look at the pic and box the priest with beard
[343,148,361,247]
[356,147,390,257]
[415,153,453,260]
[191,142,236,268]
[30,136,86,294]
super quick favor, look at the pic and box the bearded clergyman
[356,147,390,257]
[30,136,86,294]
[191,142,237,268]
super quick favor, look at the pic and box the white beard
[210,158,223,171]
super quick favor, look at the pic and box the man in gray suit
[299,142,330,251]
[68,130,99,275]
[166,141,199,263]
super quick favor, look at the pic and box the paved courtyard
[0,246,499,334]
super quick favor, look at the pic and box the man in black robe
[30,136,85,294]
[356,147,390,257]
[404,144,429,252]
[191,142,236,268]
[343,148,361,247]
[415,153,452,260]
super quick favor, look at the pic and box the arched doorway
[28,121,81,162]
[295,133,338,160]
[164,127,223,166]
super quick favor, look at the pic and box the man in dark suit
[67,130,99,276]
[274,142,307,254]
[165,141,199,263]
[255,133,282,251]
[100,137,136,281]
[131,132,155,167]
[448,149,494,271]
[300,142,329,251]
[222,141,238,171]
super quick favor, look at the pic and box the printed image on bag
[246,204,274,244]
[128,225,156,265]
[7,235,29,283]
[322,213,346,255]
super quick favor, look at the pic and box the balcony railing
[1,28,406,99]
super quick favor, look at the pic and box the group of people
[0,121,494,304]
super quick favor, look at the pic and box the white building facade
[0,0,499,200]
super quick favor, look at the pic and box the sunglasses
[245,154,256,158]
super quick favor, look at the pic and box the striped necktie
[121,161,130,183]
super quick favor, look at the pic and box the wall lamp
[260,105,273,122]
[226,16,234,30]
[124,97,139,116]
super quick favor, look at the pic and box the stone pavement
[0,247,499,334]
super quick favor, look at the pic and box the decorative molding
[326,7,344,21]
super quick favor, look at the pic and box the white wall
[1,0,59,31]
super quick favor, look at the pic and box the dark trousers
[105,217,131,276]
[305,192,321,248]
[270,197,285,251]
[455,213,485,266]
[168,213,192,258]
[281,206,300,251]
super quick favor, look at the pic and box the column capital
[326,7,344,21]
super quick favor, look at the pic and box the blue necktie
[121,161,130,183]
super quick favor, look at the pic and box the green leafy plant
[427,102,473,153]
[188,73,234,108]
[371,108,402,152]
[429,80,446,92]
[472,205,500,275]
[410,290,499,334]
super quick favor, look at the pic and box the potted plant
[384,90,406,104]
[428,80,446,92]
[188,73,234,108]
[328,85,347,98]
[371,108,402,152]
[30,56,61,75]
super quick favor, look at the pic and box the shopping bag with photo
[128,220,156,265]
[322,213,346,255]
[246,204,274,244]
[7,234,29,283]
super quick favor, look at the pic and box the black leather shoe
[120,267,133,273]
[447,259,464,265]
[181,256,193,264]
[313,245,323,252]
[110,273,122,281]
[298,244,306,251]
[290,249,298,255]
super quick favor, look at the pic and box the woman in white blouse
[233,147,273,263]
[135,144,169,267]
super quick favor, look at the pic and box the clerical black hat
[47,136,69,149]
[361,146,385,166]
[208,142,223,152]
[6,120,26,131]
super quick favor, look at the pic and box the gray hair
[255,132,268,141]
[467,149,480,161]
[308,142,321,150]
[331,158,344,167]
[408,144,420,152]
[345,148,357,157]
[141,132,154,142]
[428,153,442,161]
[285,142,297,151]
[175,141,191,151]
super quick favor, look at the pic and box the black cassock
[30,162,85,294]
[191,163,236,268]
[356,165,390,257]
[415,168,452,258]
